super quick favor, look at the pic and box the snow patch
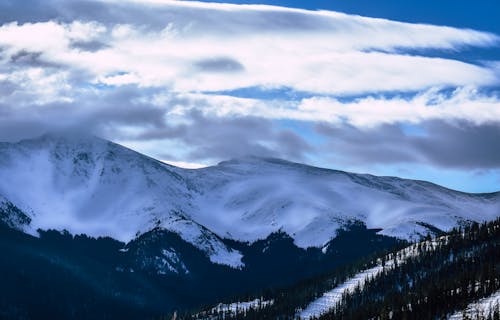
[156,248,189,275]
[448,290,500,319]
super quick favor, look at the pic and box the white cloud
[0,21,105,53]
[160,160,209,169]
[0,68,73,105]
[159,87,500,128]
[0,1,498,97]
[293,87,500,127]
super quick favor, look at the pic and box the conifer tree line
[183,218,500,320]
[318,218,500,320]
[184,243,407,320]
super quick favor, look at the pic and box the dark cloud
[194,57,244,73]
[0,78,312,163]
[414,121,500,168]
[0,72,497,170]
[10,50,41,63]
[315,123,417,164]
[0,0,59,24]
[9,50,61,68]
[133,110,312,162]
[315,120,500,170]
[69,40,109,52]
[181,111,311,161]
[0,85,168,142]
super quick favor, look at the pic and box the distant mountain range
[0,133,499,318]
[1,134,498,261]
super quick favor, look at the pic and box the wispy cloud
[0,1,498,96]
[139,87,500,128]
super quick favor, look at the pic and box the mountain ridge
[218,155,500,197]
[0,133,498,268]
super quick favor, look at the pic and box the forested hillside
[188,218,500,320]
[320,218,500,319]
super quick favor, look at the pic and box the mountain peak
[32,131,106,145]
[14,133,148,164]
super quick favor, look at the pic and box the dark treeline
[183,230,408,320]
[0,208,402,320]
[184,218,500,320]
[319,218,500,320]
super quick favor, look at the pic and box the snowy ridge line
[296,236,450,319]
[193,298,274,319]
[1,135,499,270]
[448,290,500,319]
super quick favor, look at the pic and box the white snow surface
[188,158,499,247]
[298,264,386,319]
[448,290,500,319]
[0,134,499,266]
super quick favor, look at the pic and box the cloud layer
[0,1,498,95]
[0,0,499,191]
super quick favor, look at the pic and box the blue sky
[189,0,500,31]
[0,0,499,192]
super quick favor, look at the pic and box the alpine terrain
[0,133,499,319]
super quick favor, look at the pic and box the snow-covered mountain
[0,134,242,267]
[0,134,498,268]
[188,157,499,247]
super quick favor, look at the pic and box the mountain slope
[1,134,499,319]
[0,134,242,267]
[0,217,403,319]
[188,157,500,247]
[0,134,498,265]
